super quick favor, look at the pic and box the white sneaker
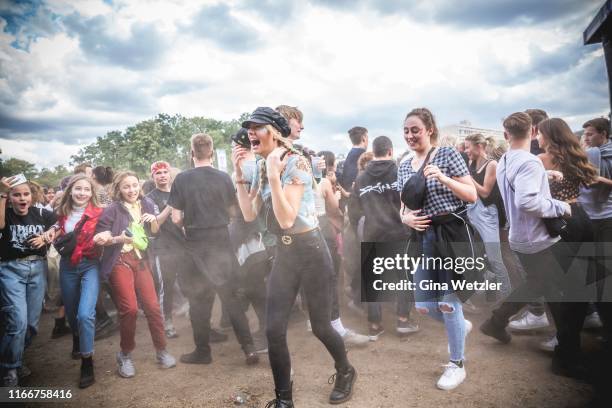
[306,319,312,332]
[583,312,603,329]
[341,329,369,347]
[539,335,558,352]
[508,311,550,331]
[156,350,177,369]
[116,351,136,378]
[436,362,466,390]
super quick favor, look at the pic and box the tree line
[0,113,248,187]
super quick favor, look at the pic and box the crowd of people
[0,105,611,407]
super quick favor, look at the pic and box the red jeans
[109,251,166,353]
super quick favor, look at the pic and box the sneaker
[508,311,550,331]
[480,318,511,344]
[341,329,369,347]
[210,328,228,343]
[17,364,32,379]
[368,324,385,342]
[583,312,603,329]
[306,319,312,332]
[164,320,178,339]
[243,344,260,366]
[156,350,177,369]
[116,351,136,378]
[1,369,18,387]
[396,319,420,336]
[180,348,212,365]
[539,335,558,352]
[436,362,466,390]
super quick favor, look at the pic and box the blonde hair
[191,133,214,160]
[465,133,498,160]
[57,174,99,217]
[111,171,141,202]
[276,105,303,123]
[254,125,311,207]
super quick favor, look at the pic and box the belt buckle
[281,235,293,245]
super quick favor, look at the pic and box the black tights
[266,229,350,391]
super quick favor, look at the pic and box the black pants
[243,258,271,332]
[266,229,350,391]
[182,231,254,354]
[491,242,566,328]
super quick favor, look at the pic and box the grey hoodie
[497,149,569,254]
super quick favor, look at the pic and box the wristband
[235,180,251,185]
[0,194,7,199]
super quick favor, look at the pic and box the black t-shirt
[168,166,237,241]
[0,206,57,261]
[147,188,186,251]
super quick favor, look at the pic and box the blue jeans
[0,259,46,369]
[414,228,467,362]
[467,200,512,298]
[60,258,99,356]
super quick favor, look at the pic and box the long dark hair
[538,118,597,186]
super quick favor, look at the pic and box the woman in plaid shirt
[397,108,477,391]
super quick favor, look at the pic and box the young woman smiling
[232,107,356,407]
[398,108,477,391]
[55,174,103,388]
[93,171,176,379]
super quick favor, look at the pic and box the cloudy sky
[0,0,608,168]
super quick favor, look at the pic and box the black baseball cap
[231,128,250,148]
[241,107,291,138]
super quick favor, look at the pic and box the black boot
[79,356,95,388]
[329,365,357,404]
[71,335,80,360]
[265,382,293,408]
[51,317,71,339]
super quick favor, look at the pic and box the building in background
[439,120,504,143]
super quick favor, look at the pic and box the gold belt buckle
[281,235,293,245]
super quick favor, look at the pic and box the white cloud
[0,0,607,166]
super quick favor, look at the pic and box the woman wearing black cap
[232,107,356,407]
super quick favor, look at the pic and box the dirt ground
[16,298,602,408]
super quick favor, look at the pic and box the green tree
[71,113,250,176]
[0,157,38,179]
[34,165,71,188]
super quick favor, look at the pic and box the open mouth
[250,139,261,147]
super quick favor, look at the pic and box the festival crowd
[1,106,611,407]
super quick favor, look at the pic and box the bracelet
[235,179,251,185]
[0,194,7,199]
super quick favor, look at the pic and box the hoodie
[354,160,410,242]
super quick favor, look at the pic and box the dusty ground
[16,299,602,408]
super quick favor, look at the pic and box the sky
[0,0,608,169]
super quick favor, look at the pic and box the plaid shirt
[397,147,469,216]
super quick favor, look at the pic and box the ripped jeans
[414,228,467,362]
